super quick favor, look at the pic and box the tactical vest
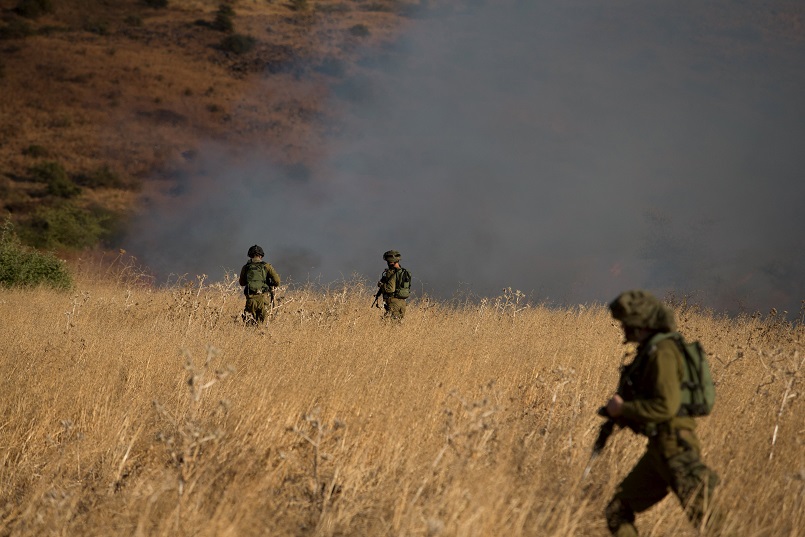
[394,268,411,299]
[617,332,715,435]
[663,333,715,417]
[245,261,268,296]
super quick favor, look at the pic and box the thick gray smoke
[125,1,805,317]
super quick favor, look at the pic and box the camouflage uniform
[377,250,410,321]
[239,247,280,324]
[605,290,720,537]
[378,267,407,320]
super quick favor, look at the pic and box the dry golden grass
[0,260,803,536]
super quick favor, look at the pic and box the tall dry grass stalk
[0,265,803,536]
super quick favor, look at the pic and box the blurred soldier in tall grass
[373,250,412,321]
[239,245,280,325]
[602,290,720,536]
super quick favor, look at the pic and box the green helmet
[247,245,265,258]
[383,250,401,263]
[609,290,676,332]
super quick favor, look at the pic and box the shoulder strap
[646,331,679,348]
[620,332,677,386]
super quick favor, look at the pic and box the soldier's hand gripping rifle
[373,269,393,308]
[580,350,640,482]
[581,406,618,481]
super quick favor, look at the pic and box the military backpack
[651,332,716,417]
[245,261,271,296]
[394,268,412,299]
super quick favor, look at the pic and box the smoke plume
[125,1,805,317]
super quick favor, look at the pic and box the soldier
[603,290,720,536]
[238,245,280,325]
[374,250,412,321]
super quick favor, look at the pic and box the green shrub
[125,15,143,27]
[219,33,256,55]
[75,165,125,189]
[29,161,81,198]
[316,3,351,14]
[212,6,234,33]
[14,0,54,19]
[37,25,67,36]
[83,19,109,36]
[0,18,35,39]
[21,203,115,250]
[289,0,309,12]
[22,145,49,158]
[30,161,67,183]
[49,178,80,198]
[361,2,393,12]
[213,15,233,33]
[0,216,72,290]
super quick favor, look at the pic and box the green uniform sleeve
[266,263,280,287]
[380,268,396,295]
[621,340,682,423]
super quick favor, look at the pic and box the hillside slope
[0,0,412,246]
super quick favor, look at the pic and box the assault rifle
[372,288,382,308]
[582,347,644,481]
[581,406,618,481]
[373,268,393,308]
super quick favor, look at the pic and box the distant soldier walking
[373,250,411,321]
[601,289,720,536]
[239,245,280,325]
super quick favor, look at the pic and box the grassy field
[0,259,802,536]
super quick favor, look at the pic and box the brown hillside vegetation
[0,262,803,536]
[0,0,413,245]
[2,0,804,262]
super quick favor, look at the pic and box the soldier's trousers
[384,297,406,321]
[605,428,720,536]
[243,293,269,323]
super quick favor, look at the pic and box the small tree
[289,0,309,12]
[14,0,54,19]
[29,161,81,198]
[0,216,73,290]
[22,203,114,250]
[219,34,256,55]
[213,3,235,32]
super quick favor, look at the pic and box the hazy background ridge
[126,0,805,316]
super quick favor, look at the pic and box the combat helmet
[248,245,265,258]
[609,290,676,332]
[383,250,401,263]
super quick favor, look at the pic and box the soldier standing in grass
[602,290,720,536]
[374,249,411,321]
[239,245,280,325]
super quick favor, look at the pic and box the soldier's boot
[605,498,639,537]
